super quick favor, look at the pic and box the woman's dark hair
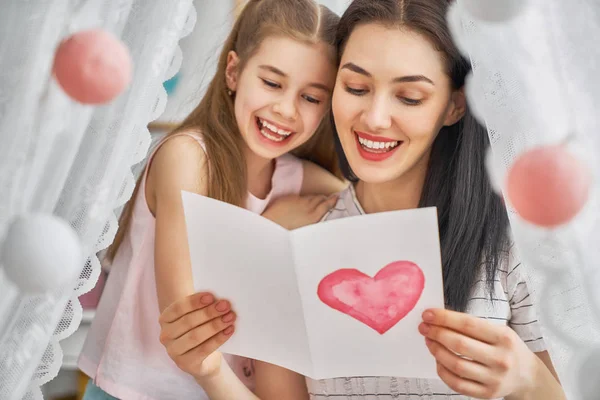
[333,0,510,312]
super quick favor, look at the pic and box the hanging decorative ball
[485,147,505,195]
[465,72,487,126]
[506,144,592,227]
[575,348,600,400]
[0,214,83,293]
[53,29,132,104]
[461,0,529,23]
[446,1,471,57]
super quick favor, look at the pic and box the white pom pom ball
[485,148,505,195]
[575,348,600,400]
[1,214,83,293]
[461,0,529,23]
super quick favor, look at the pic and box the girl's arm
[146,135,209,311]
[159,293,308,400]
[300,159,348,195]
[261,160,347,230]
[254,361,309,400]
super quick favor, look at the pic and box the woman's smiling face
[332,23,464,184]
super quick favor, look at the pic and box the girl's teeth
[260,128,285,142]
[258,118,292,137]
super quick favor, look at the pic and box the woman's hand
[418,308,540,399]
[159,292,236,380]
[262,194,338,230]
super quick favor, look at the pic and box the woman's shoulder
[320,185,362,222]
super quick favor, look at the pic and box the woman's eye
[399,97,422,106]
[345,86,367,96]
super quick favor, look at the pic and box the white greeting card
[182,191,444,380]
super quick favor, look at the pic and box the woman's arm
[504,351,564,400]
[419,308,566,400]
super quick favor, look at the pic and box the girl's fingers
[307,194,328,210]
[159,292,216,324]
[436,362,490,399]
[313,195,338,217]
[168,312,237,356]
[174,325,235,367]
[419,323,499,367]
[425,338,493,384]
[161,300,232,340]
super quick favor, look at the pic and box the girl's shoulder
[145,131,209,214]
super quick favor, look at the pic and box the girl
[158,1,567,399]
[78,1,346,399]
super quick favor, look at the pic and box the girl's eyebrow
[259,64,332,92]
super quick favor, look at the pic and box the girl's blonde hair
[107,0,340,260]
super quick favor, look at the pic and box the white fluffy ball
[575,348,600,400]
[461,0,529,23]
[1,214,83,293]
[485,147,506,195]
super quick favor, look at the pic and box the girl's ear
[443,87,467,126]
[225,51,240,92]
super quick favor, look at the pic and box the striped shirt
[308,185,546,400]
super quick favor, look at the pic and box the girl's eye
[303,95,321,105]
[345,85,367,96]
[261,78,281,89]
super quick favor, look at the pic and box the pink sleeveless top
[79,132,304,400]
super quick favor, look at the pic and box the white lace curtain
[0,1,196,399]
[451,1,600,399]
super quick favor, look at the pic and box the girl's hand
[262,194,338,230]
[419,308,539,399]
[159,292,236,380]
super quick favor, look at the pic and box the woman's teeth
[257,118,293,142]
[357,136,400,152]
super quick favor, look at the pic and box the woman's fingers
[422,309,503,345]
[419,323,499,367]
[168,311,237,356]
[435,361,490,399]
[425,338,493,384]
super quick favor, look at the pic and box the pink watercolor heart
[317,261,425,334]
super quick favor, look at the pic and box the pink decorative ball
[53,29,132,104]
[506,145,592,227]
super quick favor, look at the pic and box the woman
[158,1,566,399]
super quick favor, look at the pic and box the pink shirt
[79,132,304,400]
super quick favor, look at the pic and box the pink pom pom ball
[506,145,592,227]
[53,29,132,104]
